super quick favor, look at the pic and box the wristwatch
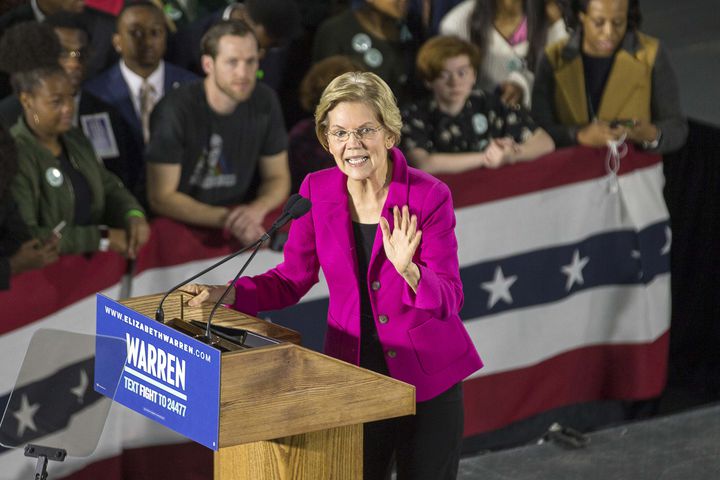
[98,226,110,252]
[642,129,663,150]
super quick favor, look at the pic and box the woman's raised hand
[379,205,422,277]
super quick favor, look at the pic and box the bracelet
[125,209,146,219]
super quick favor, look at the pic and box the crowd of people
[0,1,688,479]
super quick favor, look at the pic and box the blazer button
[371,281,381,291]
[386,349,396,359]
[378,315,388,324]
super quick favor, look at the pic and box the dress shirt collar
[118,60,165,114]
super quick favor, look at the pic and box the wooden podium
[120,292,416,480]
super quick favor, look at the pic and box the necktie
[140,80,156,144]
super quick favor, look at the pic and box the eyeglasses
[327,126,383,143]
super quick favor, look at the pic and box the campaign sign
[94,294,221,450]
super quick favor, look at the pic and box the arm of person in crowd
[406,147,488,174]
[484,128,555,167]
[7,237,59,276]
[146,163,230,228]
[10,160,112,254]
[625,46,688,154]
[224,150,291,245]
[98,163,149,259]
[0,199,59,289]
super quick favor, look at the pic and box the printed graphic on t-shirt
[188,133,237,189]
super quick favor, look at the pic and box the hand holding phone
[609,119,637,129]
[46,220,66,245]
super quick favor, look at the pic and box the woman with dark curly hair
[0,22,150,258]
[0,125,59,290]
[531,0,688,153]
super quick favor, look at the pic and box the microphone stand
[155,195,303,323]
[203,235,268,342]
[154,239,262,323]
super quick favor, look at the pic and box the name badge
[80,112,120,159]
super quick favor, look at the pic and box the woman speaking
[185,71,482,480]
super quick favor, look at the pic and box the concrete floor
[457,402,720,479]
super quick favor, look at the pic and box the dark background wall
[644,0,720,127]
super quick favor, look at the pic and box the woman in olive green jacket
[9,65,150,257]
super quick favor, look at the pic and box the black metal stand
[24,444,66,480]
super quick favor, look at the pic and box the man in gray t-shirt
[146,20,290,245]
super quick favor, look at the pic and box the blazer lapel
[597,50,646,121]
[315,169,357,273]
[555,56,589,123]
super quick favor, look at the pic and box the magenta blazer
[231,148,483,401]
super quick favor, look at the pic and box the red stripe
[462,332,670,436]
[438,146,661,209]
[0,253,126,336]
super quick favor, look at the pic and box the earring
[32,112,39,125]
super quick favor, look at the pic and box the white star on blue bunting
[561,249,590,291]
[12,394,40,437]
[481,266,517,309]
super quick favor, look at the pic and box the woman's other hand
[483,137,519,168]
[625,119,659,145]
[181,284,235,307]
[576,121,625,147]
[125,216,150,259]
[9,238,59,275]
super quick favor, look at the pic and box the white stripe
[454,163,669,266]
[123,366,188,401]
[465,273,670,378]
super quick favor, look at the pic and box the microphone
[203,195,311,341]
[154,194,306,323]
[261,194,311,241]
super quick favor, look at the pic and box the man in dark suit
[0,0,117,97]
[84,1,197,198]
[0,14,138,190]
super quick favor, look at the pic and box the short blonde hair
[314,71,402,150]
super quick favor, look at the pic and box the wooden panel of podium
[121,292,416,479]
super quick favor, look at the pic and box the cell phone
[610,119,636,128]
[52,220,67,237]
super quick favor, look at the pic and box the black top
[145,81,288,206]
[58,145,92,226]
[352,221,389,376]
[401,90,538,154]
[581,52,615,120]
